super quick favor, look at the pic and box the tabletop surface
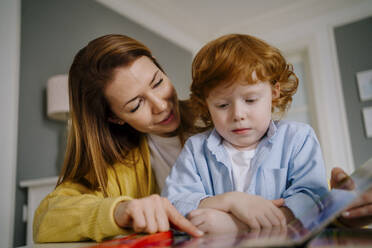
[17,228,372,248]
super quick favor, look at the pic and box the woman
[33,34,204,243]
[33,34,372,243]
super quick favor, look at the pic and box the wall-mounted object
[356,69,372,102]
[47,74,69,121]
[362,106,372,138]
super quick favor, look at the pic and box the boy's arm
[187,208,248,234]
[199,192,287,228]
[282,127,329,221]
[161,140,210,216]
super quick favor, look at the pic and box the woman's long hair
[57,34,198,196]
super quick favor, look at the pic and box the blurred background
[1,0,372,246]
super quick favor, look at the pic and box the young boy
[162,34,329,233]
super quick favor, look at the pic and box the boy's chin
[228,140,258,150]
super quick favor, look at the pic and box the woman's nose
[150,95,167,114]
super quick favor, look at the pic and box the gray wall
[15,0,192,246]
[334,16,372,168]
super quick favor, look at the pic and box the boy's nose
[233,104,245,121]
[233,115,245,121]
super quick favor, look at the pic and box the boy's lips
[232,128,251,134]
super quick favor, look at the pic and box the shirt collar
[266,120,278,143]
[206,128,224,153]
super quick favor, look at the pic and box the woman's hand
[187,208,248,234]
[331,167,372,227]
[114,194,204,237]
[199,192,286,229]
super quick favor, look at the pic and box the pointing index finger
[166,203,204,237]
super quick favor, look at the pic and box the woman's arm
[33,181,131,243]
[34,181,202,243]
[331,167,372,228]
[114,194,203,236]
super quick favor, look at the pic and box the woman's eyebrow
[149,70,159,87]
[122,70,159,108]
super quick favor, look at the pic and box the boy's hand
[228,192,286,229]
[199,192,286,229]
[187,208,248,234]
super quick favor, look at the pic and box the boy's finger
[265,211,280,226]
[187,209,204,219]
[271,205,287,226]
[271,198,284,207]
[166,205,204,237]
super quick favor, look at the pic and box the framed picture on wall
[356,69,372,102]
[362,106,372,138]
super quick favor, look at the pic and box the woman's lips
[158,111,175,125]
[232,128,251,134]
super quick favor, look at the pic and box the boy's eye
[216,103,229,109]
[153,79,163,88]
[245,99,256,103]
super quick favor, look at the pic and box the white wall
[0,0,20,247]
[250,2,372,176]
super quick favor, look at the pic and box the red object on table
[88,231,173,248]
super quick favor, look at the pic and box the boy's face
[206,80,279,150]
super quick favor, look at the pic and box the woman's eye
[130,99,143,113]
[153,78,163,88]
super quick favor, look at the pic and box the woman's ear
[108,116,125,125]
[272,82,280,99]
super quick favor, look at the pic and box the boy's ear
[108,116,125,125]
[272,82,280,99]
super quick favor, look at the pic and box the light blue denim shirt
[162,120,328,221]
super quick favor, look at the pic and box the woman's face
[104,56,180,136]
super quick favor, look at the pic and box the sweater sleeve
[33,181,133,243]
[33,137,157,243]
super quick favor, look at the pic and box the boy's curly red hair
[190,34,298,128]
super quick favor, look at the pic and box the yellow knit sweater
[33,137,158,243]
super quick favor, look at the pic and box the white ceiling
[96,0,367,52]
[128,0,299,41]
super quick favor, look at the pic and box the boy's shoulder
[275,120,315,136]
[186,129,213,144]
[184,129,213,152]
